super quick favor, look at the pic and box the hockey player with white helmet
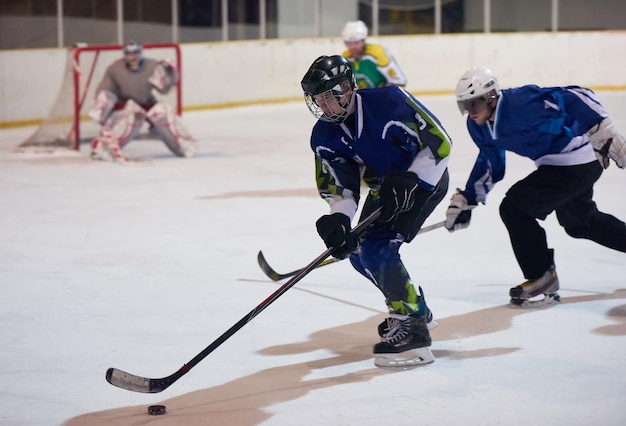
[88,41,196,162]
[340,20,407,89]
[301,55,452,367]
[446,67,626,307]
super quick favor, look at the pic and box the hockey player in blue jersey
[300,55,452,366]
[445,67,626,308]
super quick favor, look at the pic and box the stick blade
[257,251,282,281]
[106,367,169,393]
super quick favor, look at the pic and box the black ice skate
[509,265,560,308]
[373,314,434,367]
[378,304,437,335]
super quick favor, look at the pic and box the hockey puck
[147,405,167,415]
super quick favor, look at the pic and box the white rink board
[1,31,626,125]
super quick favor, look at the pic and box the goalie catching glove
[316,213,358,259]
[445,189,476,232]
[586,118,626,169]
[378,171,421,222]
[148,59,179,93]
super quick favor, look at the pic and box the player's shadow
[63,288,626,426]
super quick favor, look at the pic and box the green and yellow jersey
[342,43,407,89]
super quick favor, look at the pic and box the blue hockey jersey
[310,86,452,220]
[463,85,608,205]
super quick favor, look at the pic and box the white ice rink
[1,93,625,426]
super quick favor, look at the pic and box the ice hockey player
[340,20,407,89]
[88,41,196,162]
[300,55,452,367]
[446,67,626,307]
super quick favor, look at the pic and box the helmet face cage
[455,67,500,114]
[305,81,355,123]
[301,55,356,124]
[123,41,144,71]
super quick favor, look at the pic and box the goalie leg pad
[91,101,146,162]
[146,102,196,158]
[88,89,118,124]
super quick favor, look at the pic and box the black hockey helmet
[123,40,144,72]
[301,55,356,123]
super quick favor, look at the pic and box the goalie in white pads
[88,41,196,162]
[446,67,626,308]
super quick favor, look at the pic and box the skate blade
[374,347,435,368]
[510,293,560,309]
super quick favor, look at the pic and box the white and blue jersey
[464,85,608,205]
[310,86,452,220]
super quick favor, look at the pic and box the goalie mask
[123,41,144,72]
[301,55,356,124]
[455,67,500,115]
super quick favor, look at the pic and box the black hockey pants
[499,161,626,279]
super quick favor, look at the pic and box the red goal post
[19,42,182,151]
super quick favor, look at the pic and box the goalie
[88,41,196,162]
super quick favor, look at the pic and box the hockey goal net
[18,43,182,151]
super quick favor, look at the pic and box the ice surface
[0,93,624,426]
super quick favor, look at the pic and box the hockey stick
[105,208,382,394]
[257,253,339,281]
[257,220,446,281]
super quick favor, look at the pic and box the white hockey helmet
[341,20,368,42]
[455,67,500,114]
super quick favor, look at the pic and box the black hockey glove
[315,213,358,259]
[378,171,420,222]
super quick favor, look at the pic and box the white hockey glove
[586,118,626,169]
[148,59,179,93]
[445,189,476,232]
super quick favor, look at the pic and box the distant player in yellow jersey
[341,20,407,89]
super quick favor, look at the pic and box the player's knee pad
[355,232,410,298]
[499,197,523,226]
[146,102,196,158]
[563,213,598,240]
[355,227,403,269]
[564,224,591,239]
